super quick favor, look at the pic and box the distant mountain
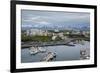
[21,23,90,31]
[69,24,90,31]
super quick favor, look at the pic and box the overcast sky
[21,10,90,29]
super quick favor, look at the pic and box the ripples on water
[21,41,90,63]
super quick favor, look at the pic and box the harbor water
[21,41,90,63]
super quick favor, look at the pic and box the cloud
[22,16,40,22]
[22,19,31,22]
[22,16,51,26]
[21,24,33,27]
[21,10,90,29]
[37,21,50,25]
[31,16,41,20]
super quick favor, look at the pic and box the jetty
[21,38,88,48]
[22,39,73,48]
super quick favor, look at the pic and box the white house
[26,29,49,36]
[52,35,57,40]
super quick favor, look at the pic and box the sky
[21,10,90,30]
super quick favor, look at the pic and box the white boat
[29,50,38,55]
[80,49,90,60]
[41,52,56,61]
[38,47,46,53]
[29,46,46,55]
[29,46,39,55]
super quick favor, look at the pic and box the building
[52,35,57,40]
[26,29,49,36]
[82,31,90,37]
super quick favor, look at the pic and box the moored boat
[41,52,56,61]
[29,46,46,55]
[38,47,46,53]
[29,46,39,55]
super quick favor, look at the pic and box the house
[26,29,49,36]
[52,35,57,40]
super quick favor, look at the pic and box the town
[21,10,90,62]
[21,29,90,43]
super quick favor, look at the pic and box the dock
[21,38,88,48]
[21,39,73,48]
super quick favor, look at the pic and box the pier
[21,39,73,48]
[21,38,88,48]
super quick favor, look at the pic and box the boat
[29,46,39,55]
[41,52,56,61]
[29,50,38,55]
[80,49,90,60]
[38,47,46,53]
[29,46,46,55]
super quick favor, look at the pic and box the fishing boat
[41,52,56,61]
[80,49,90,60]
[29,46,39,55]
[29,46,46,55]
[38,47,46,53]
